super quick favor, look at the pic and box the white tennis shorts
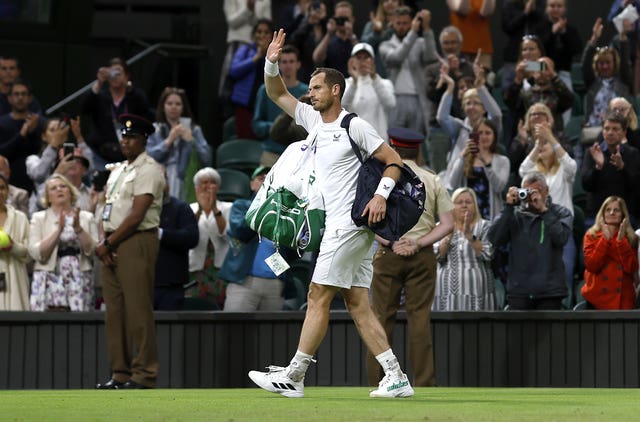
[312,228,374,289]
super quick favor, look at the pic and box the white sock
[375,349,402,377]
[287,350,313,382]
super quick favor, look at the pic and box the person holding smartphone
[146,87,212,201]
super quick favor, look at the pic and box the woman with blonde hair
[509,103,573,185]
[28,174,98,311]
[433,187,495,311]
[581,196,638,309]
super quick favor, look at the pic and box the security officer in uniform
[365,128,455,387]
[96,114,165,389]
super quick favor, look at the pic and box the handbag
[341,113,426,241]
[246,138,325,254]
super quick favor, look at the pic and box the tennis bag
[341,113,426,241]
[245,140,325,253]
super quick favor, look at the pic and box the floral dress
[30,217,93,311]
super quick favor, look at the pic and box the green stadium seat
[215,138,262,175]
[571,91,583,116]
[222,116,237,142]
[494,277,506,310]
[571,62,585,94]
[564,115,584,144]
[217,168,251,201]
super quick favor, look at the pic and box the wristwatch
[214,210,222,217]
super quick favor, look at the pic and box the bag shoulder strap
[340,112,364,164]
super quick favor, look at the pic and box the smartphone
[63,142,75,157]
[469,132,479,152]
[525,61,546,72]
[179,117,192,129]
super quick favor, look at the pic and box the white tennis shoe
[248,365,304,398]
[369,372,414,398]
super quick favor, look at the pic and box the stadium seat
[426,128,450,174]
[573,300,587,310]
[574,279,586,308]
[282,276,308,311]
[571,92,583,116]
[494,277,506,310]
[564,115,584,144]
[571,62,585,94]
[217,168,251,201]
[572,172,586,212]
[222,116,237,142]
[215,139,262,175]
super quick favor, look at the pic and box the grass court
[2,387,639,421]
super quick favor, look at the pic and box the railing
[45,40,208,115]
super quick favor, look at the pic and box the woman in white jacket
[186,167,232,309]
[29,174,98,311]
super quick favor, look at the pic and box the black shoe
[117,380,151,389]
[96,378,124,389]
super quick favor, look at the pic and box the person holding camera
[504,55,573,135]
[146,87,211,202]
[311,1,357,78]
[26,116,93,216]
[81,58,152,170]
[488,172,573,310]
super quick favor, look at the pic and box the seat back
[217,168,251,201]
[215,139,262,175]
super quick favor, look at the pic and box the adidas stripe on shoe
[248,365,304,398]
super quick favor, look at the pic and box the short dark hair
[0,55,19,67]
[108,57,131,77]
[9,78,32,95]
[311,67,346,99]
[281,44,301,61]
[253,18,274,35]
[603,111,628,131]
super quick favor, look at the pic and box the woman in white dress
[433,187,496,311]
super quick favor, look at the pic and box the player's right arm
[264,29,299,118]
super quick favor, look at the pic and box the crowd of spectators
[1,0,640,312]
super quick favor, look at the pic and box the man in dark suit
[153,171,199,310]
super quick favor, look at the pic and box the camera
[517,188,531,201]
[525,61,546,72]
[312,0,321,10]
[334,16,347,26]
[109,68,121,79]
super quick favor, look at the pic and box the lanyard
[107,164,130,198]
